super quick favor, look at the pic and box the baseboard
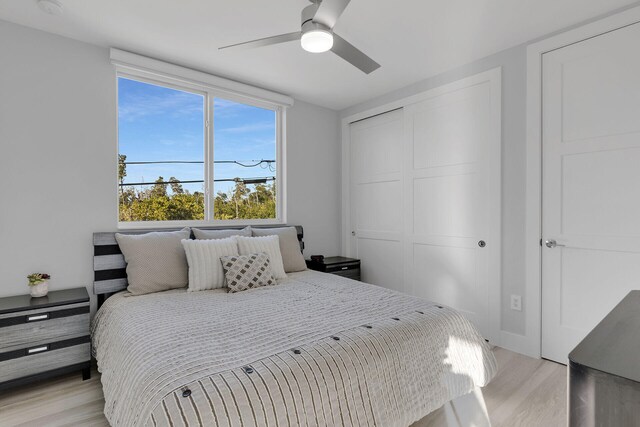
[499,330,540,359]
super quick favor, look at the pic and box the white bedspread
[92,270,496,426]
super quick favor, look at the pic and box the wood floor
[0,347,566,427]
[415,347,567,427]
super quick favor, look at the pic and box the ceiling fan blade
[313,0,351,29]
[219,32,301,51]
[330,33,380,74]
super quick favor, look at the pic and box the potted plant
[27,273,50,297]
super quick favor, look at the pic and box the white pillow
[181,237,239,291]
[235,235,287,280]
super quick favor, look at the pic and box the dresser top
[569,290,640,383]
[0,287,89,315]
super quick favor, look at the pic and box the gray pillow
[251,227,306,273]
[115,228,190,295]
[220,252,276,293]
[193,226,251,240]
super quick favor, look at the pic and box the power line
[124,160,275,168]
[119,176,275,187]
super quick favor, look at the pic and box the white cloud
[119,91,203,122]
[216,121,275,134]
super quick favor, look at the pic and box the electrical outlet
[510,295,522,311]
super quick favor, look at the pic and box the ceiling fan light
[301,29,334,53]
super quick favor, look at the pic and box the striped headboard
[93,225,304,306]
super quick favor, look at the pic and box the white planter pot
[30,281,49,297]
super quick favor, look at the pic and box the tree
[118,154,127,185]
[120,177,275,222]
[150,177,168,198]
[169,177,184,195]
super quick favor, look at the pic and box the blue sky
[118,77,276,195]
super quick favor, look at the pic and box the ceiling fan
[219,0,380,74]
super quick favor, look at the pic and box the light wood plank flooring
[0,347,566,426]
[415,347,567,427]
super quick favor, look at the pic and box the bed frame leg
[444,387,491,427]
[82,366,91,381]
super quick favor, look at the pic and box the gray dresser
[569,290,640,427]
[0,288,91,391]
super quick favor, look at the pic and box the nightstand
[0,287,91,391]
[306,256,361,281]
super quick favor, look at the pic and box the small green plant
[27,273,50,286]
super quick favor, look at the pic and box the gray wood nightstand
[306,256,361,281]
[0,287,91,391]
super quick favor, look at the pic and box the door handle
[545,239,566,248]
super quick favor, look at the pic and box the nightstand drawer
[0,342,90,383]
[332,268,361,281]
[0,304,90,353]
[324,262,360,273]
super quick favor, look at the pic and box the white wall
[0,20,341,300]
[0,21,116,300]
[287,101,341,258]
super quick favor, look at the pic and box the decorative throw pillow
[193,226,251,240]
[252,227,306,273]
[220,253,276,293]
[115,228,190,296]
[235,235,287,280]
[182,237,239,291]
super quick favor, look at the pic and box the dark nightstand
[0,287,91,391]
[306,256,361,281]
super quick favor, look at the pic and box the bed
[92,226,497,426]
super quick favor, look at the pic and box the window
[213,98,277,220]
[117,75,283,226]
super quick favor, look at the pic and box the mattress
[92,270,496,426]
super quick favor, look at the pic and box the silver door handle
[545,239,566,248]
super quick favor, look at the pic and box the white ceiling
[0,0,636,110]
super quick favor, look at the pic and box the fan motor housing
[301,3,320,26]
[301,3,331,35]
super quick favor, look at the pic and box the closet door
[541,22,640,363]
[403,78,501,341]
[350,109,405,292]
[347,71,501,341]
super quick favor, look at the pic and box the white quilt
[92,270,496,426]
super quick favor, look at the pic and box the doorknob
[545,239,566,248]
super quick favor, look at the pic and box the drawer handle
[341,267,349,270]
[27,345,49,355]
[27,313,49,322]
[27,314,49,322]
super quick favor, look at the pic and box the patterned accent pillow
[220,253,276,293]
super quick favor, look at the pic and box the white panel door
[403,79,501,341]
[541,22,640,363]
[350,109,405,292]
